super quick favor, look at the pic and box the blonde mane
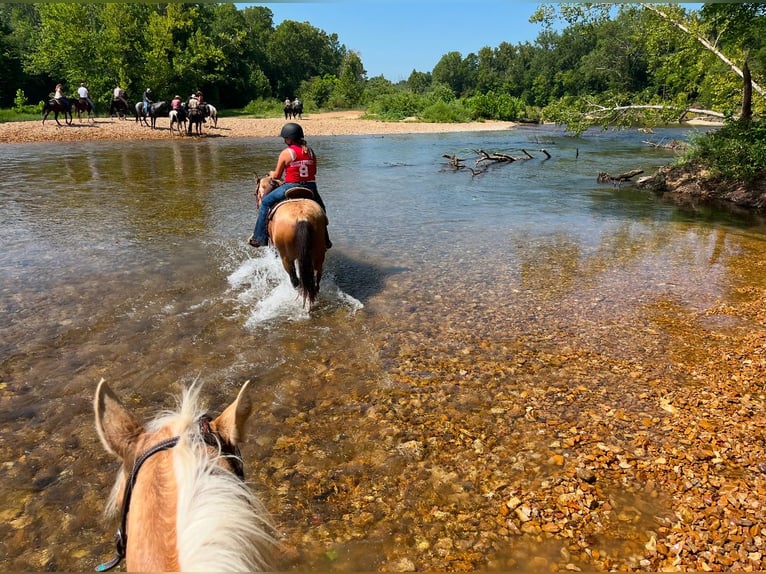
[105,384,275,571]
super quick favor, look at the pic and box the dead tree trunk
[742,60,753,122]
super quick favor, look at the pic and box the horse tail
[295,220,318,307]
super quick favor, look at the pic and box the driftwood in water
[597,169,644,186]
[442,154,467,171]
[444,148,551,177]
[473,148,550,163]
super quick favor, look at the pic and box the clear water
[1,125,765,570]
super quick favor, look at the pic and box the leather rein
[95,415,244,571]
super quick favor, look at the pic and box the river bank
[0,110,516,144]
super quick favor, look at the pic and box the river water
[1,125,765,570]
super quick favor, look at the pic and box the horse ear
[211,380,254,446]
[94,378,144,461]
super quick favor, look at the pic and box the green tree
[432,51,470,97]
[334,50,366,107]
[406,70,431,94]
[266,20,345,98]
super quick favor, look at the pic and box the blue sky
[244,2,549,82]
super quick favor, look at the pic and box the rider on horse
[142,88,153,115]
[77,82,95,113]
[53,83,70,108]
[113,85,127,107]
[249,122,332,249]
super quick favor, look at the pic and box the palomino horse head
[252,172,328,309]
[94,379,275,572]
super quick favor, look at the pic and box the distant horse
[291,101,303,120]
[254,173,328,309]
[204,103,218,128]
[109,98,131,120]
[94,378,276,572]
[42,99,72,126]
[187,105,204,135]
[71,97,95,123]
[169,107,187,135]
[135,100,168,129]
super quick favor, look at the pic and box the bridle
[95,415,244,572]
[254,176,283,207]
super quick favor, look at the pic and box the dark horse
[42,99,72,126]
[135,101,168,129]
[291,101,303,119]
[187,105,204,135]
[253,173,328,309]
[109,98,132,120]
[71,98,95,123]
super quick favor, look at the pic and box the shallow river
[1,125,765,571]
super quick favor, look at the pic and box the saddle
[284,186,315,200]
[267,187,317,220]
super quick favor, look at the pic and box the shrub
[685,118,766,187]
[242,98,283,117]
[419,100,472,123]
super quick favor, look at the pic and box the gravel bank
[0,110,516,144]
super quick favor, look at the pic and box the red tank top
[284,145,316,182]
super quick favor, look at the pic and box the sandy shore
[0,110,516,144]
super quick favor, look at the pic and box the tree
[432,51,469,97]
[335,50,366,107]
[266,20,345,98]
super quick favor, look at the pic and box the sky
[243,2,550,82]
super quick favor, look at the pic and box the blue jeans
[252,182,325,244]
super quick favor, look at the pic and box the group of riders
[50,82,96,116]
[49,82,212,125]
[283,97,303,120]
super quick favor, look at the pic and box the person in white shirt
[77,83,96,113]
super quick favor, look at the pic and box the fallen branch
[597,169,644,186]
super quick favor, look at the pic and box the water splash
[227,248,362,327]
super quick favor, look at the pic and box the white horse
[205,104,218,128]
[94,379,276,572]
[169,108,186,135]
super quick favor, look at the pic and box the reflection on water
[1,127,766,571]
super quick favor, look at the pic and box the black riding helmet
[280,122,304,141]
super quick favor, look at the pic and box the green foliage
[242,97,283,117]
[685,118,766,186]
[13,88,26,111]
[299,75,338,109]
[465,91,525,121]
[333,51,366,107]
[419,100,472,123]
[366,91,424,120]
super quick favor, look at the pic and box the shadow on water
[330,251,410,303]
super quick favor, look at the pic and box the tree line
[0,3,356,110]
[0,3,763,127]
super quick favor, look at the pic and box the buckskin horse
[253,173,328,309]
[42,98,72,126]
[94,379,276,572]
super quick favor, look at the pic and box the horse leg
[281,256,300,288]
